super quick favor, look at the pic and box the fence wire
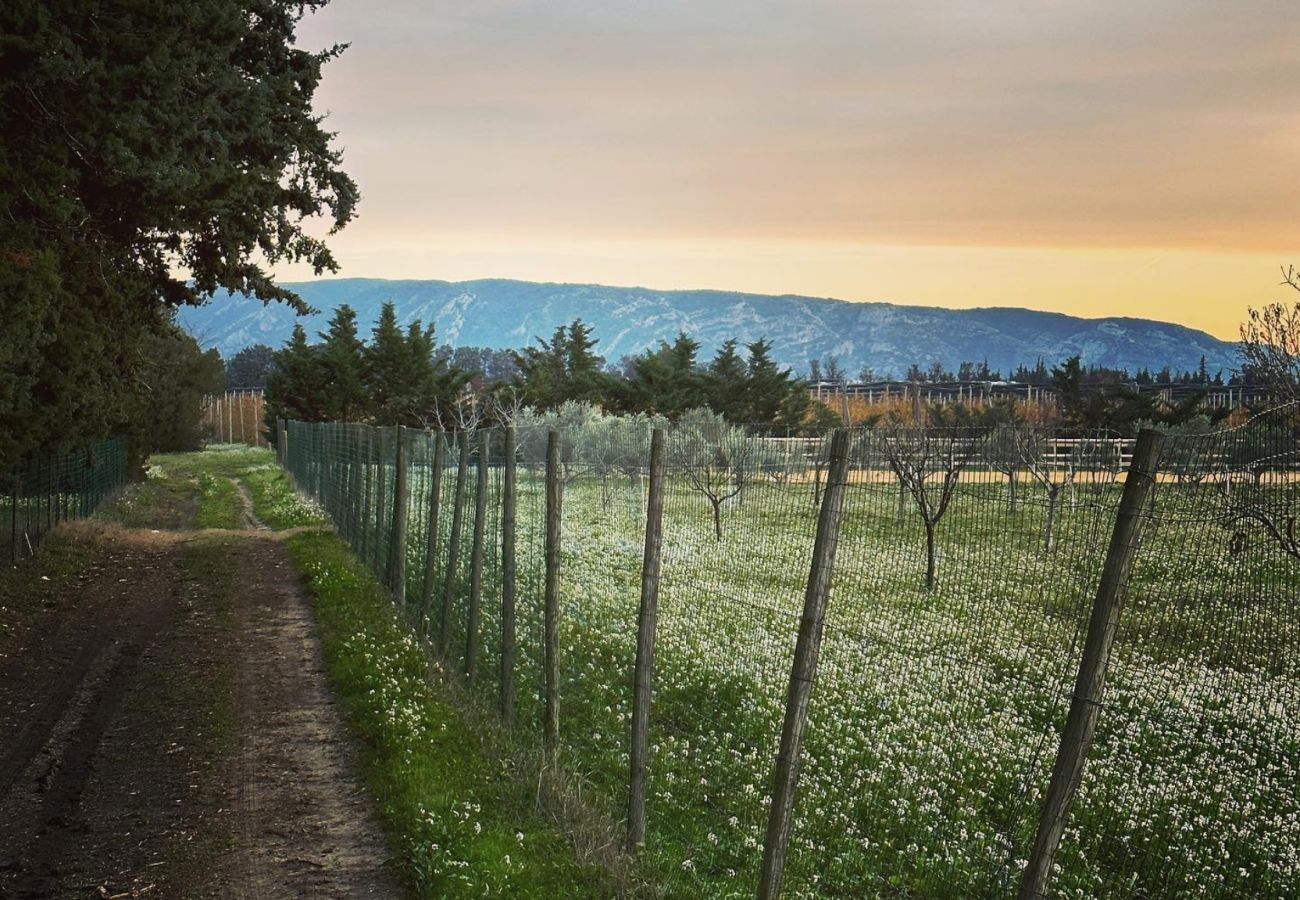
[282,408,1299,899]
[2,438,126,564]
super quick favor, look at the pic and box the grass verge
[238,459,328,530]
[284,529,622,898]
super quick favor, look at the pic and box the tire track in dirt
[0,516,395,898]
[232,477,270,532]
[0,533,184,897]
[224,534,397,899]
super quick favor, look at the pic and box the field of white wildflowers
[294,422,1297,899]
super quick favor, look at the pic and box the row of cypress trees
[266,309,820,432]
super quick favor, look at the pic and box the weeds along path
[0,447,396,898]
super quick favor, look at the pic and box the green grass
[194,472,242,529]
[237,459,328,530]
[282,530,620,898]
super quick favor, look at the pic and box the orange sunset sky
[277,1,1300,341]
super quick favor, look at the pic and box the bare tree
[1015,428,1076,553]
[983,424,1023,513]
[1239,266,1300,401]
[670,409,755,540]
[1219,406,1300,559]
[879,426,979,590]
[490,385,528,425]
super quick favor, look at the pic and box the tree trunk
[710,497,723,540]
[896,479,906,528]
[1008,471,1018,513]
[1044,490,1059,553]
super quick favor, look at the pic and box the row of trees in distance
[265,307,820,433]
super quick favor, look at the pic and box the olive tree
[669,408,755,540]
[1014,428,1076,553]
[1239,266,1300,402]
[878,425,980,590]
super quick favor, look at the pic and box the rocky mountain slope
[179,278,1239,377]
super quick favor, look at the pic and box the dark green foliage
[318,306,369,421]
[511,320,612,409]
[604,332,810,428]
[134,327,227,454]
[742,339,811,429]
[264,304,470,430]
[618,331,707,418]
[225,344,276,390]
[0,0,355,470]
[266,324,329,428]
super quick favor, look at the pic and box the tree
[621,332,706,419]
[134,325,226,454]
[318,307,368,421]
[1219,406,1300,559]
[1,0,357,469]
[1239,266,1300,401]
[367,303,468,426]
[265,324,328,431]
[742,339,809,429]
[704,340,749,421]
[225,345,276,391]
[512,319,609,409]
[983,425,1025,512]
[1052,356,1085,426]
[669,409,755,540]
[878,425,979,590]
[1014,428,1078,553]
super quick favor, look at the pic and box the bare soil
[0,494,398,897]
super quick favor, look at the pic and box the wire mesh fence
[281,404,1299,898]
[2,438,127,565]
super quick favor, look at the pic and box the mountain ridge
[177,277,1240,378]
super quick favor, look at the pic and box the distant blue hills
[178,277,1240,379]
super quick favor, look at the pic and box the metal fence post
[627,427,666,852]
[500,425,518,725]
[543,429,562,755]
[466,429,490,684]
[1018,428,1166,899]
[757,428,852,900]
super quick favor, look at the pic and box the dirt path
[0,484,398,897]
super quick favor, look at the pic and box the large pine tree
[1,0,356,469]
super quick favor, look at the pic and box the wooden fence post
[757,428,852,900]
[466,429,490,685]
[543,429,562,755]
[627,427,667,852]
[361,427,374,564]
[375,428,389,575]
[1018,428,1166,899]
[390,425,410,605]
[440,432,471,656]
[500,425,518,725]
[419,431,446,636]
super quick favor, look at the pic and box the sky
[279,0,1300,340]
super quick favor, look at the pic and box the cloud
[282,1,1299,336]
